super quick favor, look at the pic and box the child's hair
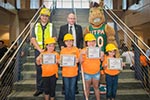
[105,51,116,58]
[85,41,88,46]
[44,44,48,51]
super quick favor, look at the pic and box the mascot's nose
[94,18,100,23]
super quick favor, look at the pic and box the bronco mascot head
[84,0,119,57]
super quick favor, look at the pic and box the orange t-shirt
[102,56,120,76]
[140,55,148,67]
[41,51,59,77]
[81,48,100,74]
[60,47,79,77]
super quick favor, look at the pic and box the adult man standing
[58,12,83,94]
[31,8,57,97]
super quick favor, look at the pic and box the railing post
[114,22,120,46]
[134,37,142,80]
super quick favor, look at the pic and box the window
[44,0,53,8]
[122,0,127,10]
[16,0,20,9]
[30,0,39,9]
[104,0,113,9]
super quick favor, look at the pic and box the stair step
[13,77,141,92]
[119,69,135,79]
[22,63,35,71]
[21,68,135,79]
[118,78,142,89]
[26,56,35,63]
[21,71,36,79]
[8,89,149,100]
[13,79,83,91]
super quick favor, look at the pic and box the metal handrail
[0,5,43,79]
[104,5,150,50]
[0,2,56,99]
[0,4,44,64]
[104,5,150,61]
[0,14,40,79]
[104,6,150,97]
[49,0,56,22]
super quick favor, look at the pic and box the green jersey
[89,24,107,52]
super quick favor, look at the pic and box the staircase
[7,9,150,100]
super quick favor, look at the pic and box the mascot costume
[84,0,119,94]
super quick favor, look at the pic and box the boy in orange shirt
[36,37,59,100]
[102,43,124,100]
[60,33,80,100]
[80,33,103,100]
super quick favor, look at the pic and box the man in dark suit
[58,12,83,94]
[58,13,83,49]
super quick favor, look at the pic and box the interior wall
[0,10,10,46]
[0,28,9,46]
[125,0,150,27]
[124,0,150,48]
[0,7,19,46]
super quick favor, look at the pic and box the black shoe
[75,90,79,94]
[62,90,65,95]
[33,90,43,96]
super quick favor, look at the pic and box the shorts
[84,72,100,81]
[42,74,57,97]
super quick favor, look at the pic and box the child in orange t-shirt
[60,33,79,100]
[102,43,124,100]
[80,33,103,100]
[36,37,59,100]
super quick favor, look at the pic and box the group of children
[36,33,123,100]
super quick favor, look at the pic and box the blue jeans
[35,50,43,91]
[63,76,77,100]
[106,74,118,99]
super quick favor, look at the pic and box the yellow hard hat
[63,33,74,41]
[106,43,117,52]
[40,8,50,16]
[45,38,56,45]
[84,33,96,41]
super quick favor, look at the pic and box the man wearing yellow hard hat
[31,7,57,97]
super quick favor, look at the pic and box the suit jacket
[58,24,83,49]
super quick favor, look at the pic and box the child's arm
[79,49,86,64]
[56,53,60,64]
[102,56,108,69]
[36,54,42,65]
[100,51,104,61]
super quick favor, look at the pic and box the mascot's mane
[89,0,104,8]
[89,2,100,8]
[89,1,104,13]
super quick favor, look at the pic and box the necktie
[70,26,73,34]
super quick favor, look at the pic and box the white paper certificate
[42,54,56,64]
[60,55,76,67]
[108,58,122,70]
[87,47,101,58]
